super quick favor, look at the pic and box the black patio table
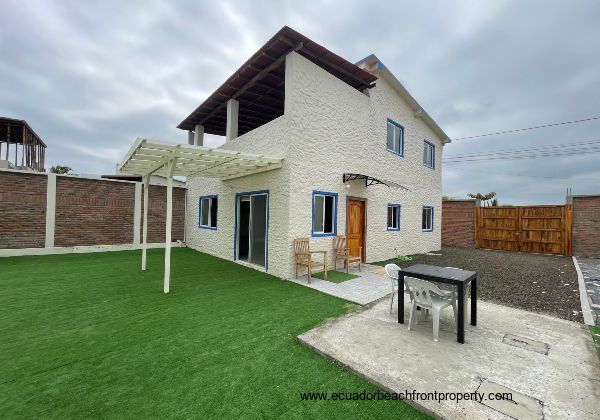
[397,264,477,344]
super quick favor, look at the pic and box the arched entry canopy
[117,138,283,293]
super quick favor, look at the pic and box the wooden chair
[293,238,327,284]
[333,235,361,274]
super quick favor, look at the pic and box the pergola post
[141,175,149,270]
[163,159,176,293]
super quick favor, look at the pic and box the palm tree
[467,192,497,207]
[49,165,73,174]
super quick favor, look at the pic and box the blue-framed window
[199,195,218,229]
[422,206,434,232]
[387,204,401,231]
[386,119,404,156]
[423,140,435,169]
[312,191,337,237]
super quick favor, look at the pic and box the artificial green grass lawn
[591,326,600,361]
[310,270,359,283]
[0,249,426,419]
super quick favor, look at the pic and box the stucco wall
[284,52,443,272]
[185,116,292,278]
[185,51,444,279]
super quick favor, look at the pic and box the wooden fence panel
[476,205,572,255]
[519,206,564,254]
[477,207,519,251]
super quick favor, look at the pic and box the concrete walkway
[299,298,600,419]
[576,257,600,326]
[287,264,391,305]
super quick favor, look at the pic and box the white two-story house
[179,26,450,280]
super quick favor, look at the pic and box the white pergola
[117,138,283,293]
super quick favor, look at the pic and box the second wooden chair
[333,235,361,274]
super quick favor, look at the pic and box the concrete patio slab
[477,380,543,419]
[502,333,550,355]
[298,298,600,419]
[287,264,391,305]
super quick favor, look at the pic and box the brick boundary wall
[55,177,137,247]
[571,195,600,258]
[0,170,186,249]
[143,185,186,244]
[0,171,47,248]
[441,199,478,248]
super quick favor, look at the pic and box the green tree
[467,192,497,207]
[49,165,73,174]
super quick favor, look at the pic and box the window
[387,204,401,231]
[199,195,218,229]
[422,206,434,232]
[386,119,404,156]
[423,140,435,169]
[312,191,337,236]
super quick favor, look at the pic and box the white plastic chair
[405,277,457,341]
[384,263,414,313]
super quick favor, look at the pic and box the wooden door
[347,199,365,261]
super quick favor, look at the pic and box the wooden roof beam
[280,36,371,90]
[197,41,303,126]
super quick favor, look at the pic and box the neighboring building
[0,117,46,172]
[180,26,450,279]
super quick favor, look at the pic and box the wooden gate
[476,205,572,255]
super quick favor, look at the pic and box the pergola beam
[117,138,284,294]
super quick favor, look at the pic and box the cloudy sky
[1,0,599,204]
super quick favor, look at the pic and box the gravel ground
[379,246,582,323]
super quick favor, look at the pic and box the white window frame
[387,204,401,231]
[199,195,217,229]
[312,191,337,237]
[386,119,405,156]
[423,140,435,169]
[422,206,434,232]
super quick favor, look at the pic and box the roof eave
[176,26,378,134]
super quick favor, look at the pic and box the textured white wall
[185,116,292,279]
[186,51,444,279]
[285,52,443,272]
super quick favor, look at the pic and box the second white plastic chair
[404,277,457,341]
[384,263,414,314]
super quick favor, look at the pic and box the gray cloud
[1,0,599,203]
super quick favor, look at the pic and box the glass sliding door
[250,194,267,266]
[236,192,268,268]
[237,197,251,262]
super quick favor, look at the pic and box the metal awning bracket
[342,173,409,191]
